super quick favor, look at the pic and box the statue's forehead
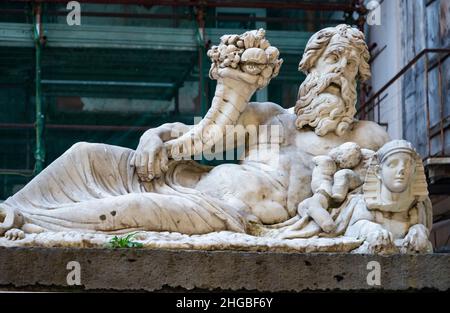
[383,151,414,162]
[324,35,359,57]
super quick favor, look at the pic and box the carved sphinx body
[270,140,432,254]
[0,25,431,254]
[345,140,433,253]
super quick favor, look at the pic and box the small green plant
[107,232,144,248]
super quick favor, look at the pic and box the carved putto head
[207,29,283,90]
[363,140,428,210]
[294,24,371,137]
[328,142,362,169]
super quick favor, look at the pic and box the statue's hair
[298,24,371,81]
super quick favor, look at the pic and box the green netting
[0,2,349,199]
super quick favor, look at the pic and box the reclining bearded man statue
[1,24,423,254]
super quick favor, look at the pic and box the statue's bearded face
[295,34,365,137]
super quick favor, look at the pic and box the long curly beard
[294,72,357,136]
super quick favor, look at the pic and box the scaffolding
[0,0,367,199]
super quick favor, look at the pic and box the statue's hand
[400,224,432,253]
[131,134,169,182]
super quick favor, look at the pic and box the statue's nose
[334,57,347,73]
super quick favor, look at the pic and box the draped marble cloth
[1,142,389,242]
[267,193,364,239]
[0,143,248,234]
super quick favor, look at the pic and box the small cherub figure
[296,142,369,233]
[301,155,336,232]
[269,140,432,254]
[345,140,433,253]
[329,142,374,202]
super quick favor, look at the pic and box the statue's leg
[20,192,238,235]
[0,206,23,236]
[2,142,246,235]
[2,142,144,214]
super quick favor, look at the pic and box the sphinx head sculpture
[295,24,371,137]
[363,140,429,211]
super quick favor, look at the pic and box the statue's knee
[69,142,100,155]
[70,141,88,152]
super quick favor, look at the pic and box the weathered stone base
[0,247,449,292]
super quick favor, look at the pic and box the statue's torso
[195,107,390,225]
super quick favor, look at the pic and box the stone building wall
[368,0,450,250]
[400,0,449,157]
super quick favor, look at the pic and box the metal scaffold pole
[33,3,45,174]
[195,5,208,117]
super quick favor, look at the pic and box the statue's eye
[325,54,338,64]
[347,60,357,69]
[388,160,398,168]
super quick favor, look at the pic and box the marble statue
[0,25,432,254]
[268,140,432,254]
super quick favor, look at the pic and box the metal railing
[358,48,450,158]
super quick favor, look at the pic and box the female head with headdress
[363,139,428,213]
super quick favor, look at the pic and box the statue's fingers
[159,147,169,172]
[147,148,159,180]
[141,153,151,180]
[135,153,141,169]
[153,150,163,178]
[135,154,148,180]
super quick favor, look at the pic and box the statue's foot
[0,206,24,236]
[0,206,15,236]
[320,220,337,233]
[4,228,25,241]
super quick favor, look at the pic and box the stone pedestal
[0,247,448,291]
